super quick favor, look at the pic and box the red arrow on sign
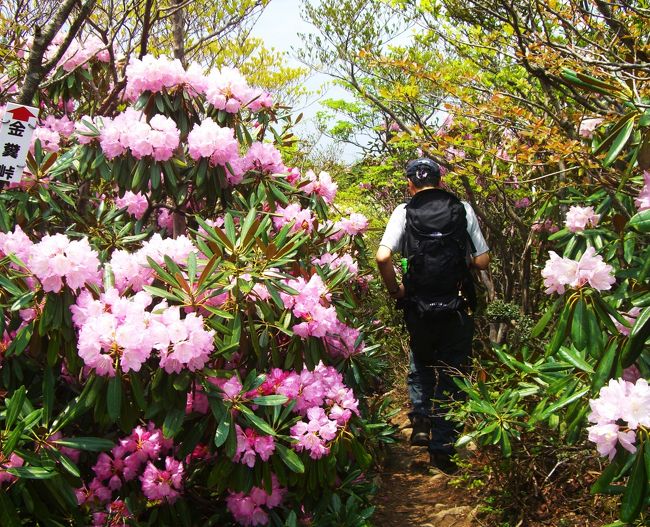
[8,107,36,122]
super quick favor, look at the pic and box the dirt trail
[373,413,478,527]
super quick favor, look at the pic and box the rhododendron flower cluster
[115,191,148,219]
[531,219,559,234]
[312,252,358,276]
[541,247,615,294]
[91,499,133,527]
[100,109,180,161]
[110,234,197,293]
[42,114,75,138]
[55,35,110,72]
[72,288,215,376]
[226,475,286,526]
[587,378,650,459]
[124,55,190,99]
[331,212,369,239]
[77,423,184,512]
[234,425,276,467]
[273,203,315,234]
[28,234,101,293]
[635,170,650,212]
[31,126,61,153]
[565,205,600,232]
[0,224,33,263]
[242,142,286,174]
[187,118,240,167]
[205,67,272,114]
[302,170,338,204]
[0,453,24,485]
[157,208,174,230]
[140,457,184,503]
[578,117,603,139]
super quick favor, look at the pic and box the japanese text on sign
[0,103,39,185]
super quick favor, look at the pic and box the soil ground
[373,412,478,527]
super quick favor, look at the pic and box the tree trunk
[18,0,96,105]
[172,0,186,66]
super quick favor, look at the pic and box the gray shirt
[379,201,489,257]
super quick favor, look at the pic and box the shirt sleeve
[379,204,407,254]
[463,202,489,257]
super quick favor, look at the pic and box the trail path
[373,412,479,527]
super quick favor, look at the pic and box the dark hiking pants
[405,307,474,454]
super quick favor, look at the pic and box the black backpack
[402,188,476,315]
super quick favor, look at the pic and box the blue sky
[250,0,361,162]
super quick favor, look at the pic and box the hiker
[376,157,490,473]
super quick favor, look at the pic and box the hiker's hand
[389,283,405,300]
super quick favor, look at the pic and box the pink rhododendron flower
[56,35,110,72]
[157,208,174,230]
[115,191,148,219]
[234,426,276,467]
[226,475,286,526]
[124,55,189,100]
[635,170,650,212]
[514,197,530,209]
[110,234,197,293]
[531,219,559,233]
[187,118,240,166]
[28,234,101,293]
[99,108,179,161]
[587,378,650,459]
[31,126,61,153]
[302,170,338,204]
[0,453,24,485]
[565,205,600,232]
[312,252,358,276]
[331,213,369,239]
[578,118,603,139]
[0,224,33,263]
[242,142,286,174]
[140,457,184,503]
[541,247,615,294]
[273,203,315,234]
[42,114,75,138]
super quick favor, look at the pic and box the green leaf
[570,298,589,351]
[53,437,115,452]
[107,375,122,422]
[163,408,185,439]
[530,298,561,338]
[620,444,647,523]
[251,395,289,406]
[603,117,635,167]
[592,456,624,494]
[238,405,276,436]
[540,387,589,420]
[0,491,21,527]
[214,411,232,448]
[591,341,617,393]
[629,209,650,233]
[7,466,57,479]
[546,303,570,356]
[5,385,26,430]
[275,443,304,473]
[558,346,594,373]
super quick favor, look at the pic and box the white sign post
[0,102,40,185]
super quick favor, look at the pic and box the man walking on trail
[376,158,490,473]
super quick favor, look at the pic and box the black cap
[406,158,440,182]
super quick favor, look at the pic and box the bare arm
[472,251,490,271]
[376,245,405,299]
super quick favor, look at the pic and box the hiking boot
[429,451,458,475]
[409,415,430,446]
